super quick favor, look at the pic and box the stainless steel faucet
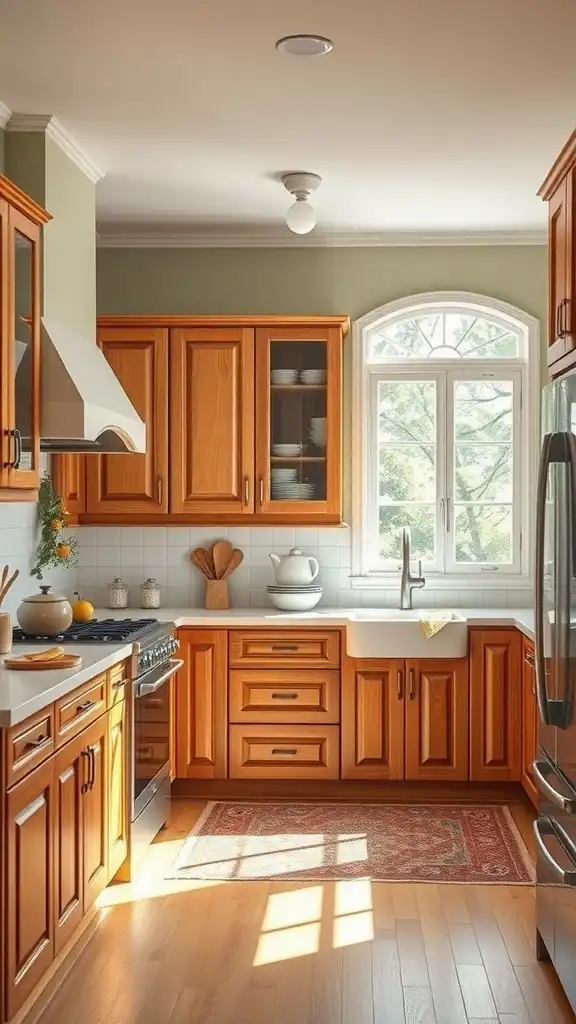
[399,527,426,609]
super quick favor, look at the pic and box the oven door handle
[136,658,184,697]
[533,817,576,885]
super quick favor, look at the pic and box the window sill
[349,574,533,592]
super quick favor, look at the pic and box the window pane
[455,444,512,502]
[379,445,436,502]
[454,380,513,441]
[445,315,519,358]
[367,312,520,361]
[454,505,513,564]
[379,506,436,562]
[378,380,436,442]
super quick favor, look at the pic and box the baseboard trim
[171,779,524,804]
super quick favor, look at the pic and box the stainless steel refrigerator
[534,371,576,1009]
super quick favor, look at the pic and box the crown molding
[0,101,11,130]
[96,226,547,248]
[6,113,104,183]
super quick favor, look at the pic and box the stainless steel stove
[12,617,160,645]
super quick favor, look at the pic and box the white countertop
[0,606,534,728]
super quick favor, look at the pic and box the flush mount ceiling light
[282,172,322,235]
[275,34,334,57]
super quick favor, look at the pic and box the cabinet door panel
[54,734,85,954]
[85,327,169,514]
[5,758,55,1019]
[108,698,129,879]
[341,657,404,779]
[51,454,85,524]
[521,639,538,807]
[170,327,254,515]
[175,629,228,778]
[82,716,109,911]
[405,659,469,781]
[470,628,522,781]
[547,176,575,370]
[229,724,339,779]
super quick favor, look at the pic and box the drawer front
[55,674,107,747]
[229,670,340,723]
[229,630,340,669]
[5,707,56,788]
[108,659,130,707]
[229,724,340,779]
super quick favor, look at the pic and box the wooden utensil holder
[205,579,230,610]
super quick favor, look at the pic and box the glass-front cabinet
[0,176,50,493]
[255,324,343,520]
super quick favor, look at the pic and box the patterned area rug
[168,803,534,884]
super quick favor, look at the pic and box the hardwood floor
[32,799,574,1024]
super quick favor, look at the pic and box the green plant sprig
[31,473,78,581]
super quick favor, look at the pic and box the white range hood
[38,319,146,453]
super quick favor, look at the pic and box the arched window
[352,292,539,585]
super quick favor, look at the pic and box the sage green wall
[0,128,4,174]
[44,135,96,341]
[5,133,46,206]
[97,245,547,518]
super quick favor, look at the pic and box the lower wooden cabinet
[174,629,228,779]
[469,628,522,782]
[5,758,55,1021]
[341,658,404,780]
[54,732,85,955]
[229,724,340,779]
[108,698,129,879]
[81,716,109,912]
[521,638,538,806]
[404,659,469,781]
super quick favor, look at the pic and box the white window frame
[351,291,540,591]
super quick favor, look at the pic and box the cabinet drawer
[229,630,340,669]
[4,706,55,788]
[229,670,340,723]
[229,724,340,779]
[108,659,130,707]
[54,674,107,747]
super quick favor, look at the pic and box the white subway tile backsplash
[166,527,191,546]
[97,527,119,546]
[319,547,338,568]
[143,546,166,567]
[166,546,188,567]
[318,530,340,546]
[295,527,318,547]
[337,527,351,547]
[167,566,191,587]
[120,546,144,568]
[78,546,98,567]
[272,528,295,548]
[337,546,351,568]
[143,527,167,546]
[97,546,120,568]
[120,527,144,547]
[227,527,252,547]
[250,528,274,547]
[250,547,273,569]
[166,586,190,607]
[79,527,98,545]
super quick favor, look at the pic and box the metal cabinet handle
[408,668,416,700]
[271,692,298,700]
[533,818,576,885]
[13,429,22,469]
[24,734,48,751]
[397,668,403,700]
[532,758,576,813]
[4,429,16,469]
[76,700,95,715]
[557,302,562,339]
[243,476,250,506]
[81,749,91,793]
[272,645,298,652]
[565,298,571,336]
[259,478,264,505]
[89,746,96,790]
[112,678,128,690]
[271,748,297,756]
[157,477,163,505]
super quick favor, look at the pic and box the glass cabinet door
[7,210,40,487]
[255,326,342,518]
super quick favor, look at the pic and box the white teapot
[269,548,320,587]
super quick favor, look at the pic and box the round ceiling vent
[275,35,334,57]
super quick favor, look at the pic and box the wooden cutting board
[4,653,82,670]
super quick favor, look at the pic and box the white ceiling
[1,0,575,240]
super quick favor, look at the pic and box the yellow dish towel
[419,613,453,639]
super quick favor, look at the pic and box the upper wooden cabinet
[54,315,348,524]
[85,326,169,516]
[0,176,51,497]
[469,628,522,782]
[539,132,576,375]
[170,326,254,516]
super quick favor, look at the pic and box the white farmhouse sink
[346,609,468,659]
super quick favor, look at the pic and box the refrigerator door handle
[535,432,553,725]
[534,817,576,886]
[532,758,576,813]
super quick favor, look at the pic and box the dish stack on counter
[266,547,323,611]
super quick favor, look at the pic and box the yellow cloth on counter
[419,614,453,639]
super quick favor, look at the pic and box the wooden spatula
[190,548,216,580]
[212,540,233,580]
[222,548,244,578]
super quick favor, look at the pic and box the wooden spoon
[212,540,233,580]
[190,548,216,580]
[222,548,244,578]
[0,569,19,608]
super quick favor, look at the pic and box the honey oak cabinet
[521,638,538,807]
[469,628,522,782]
[108,697,129,880]
[174,629,228,779]
[53,732,85,956]
[539,132,576,375]
[0,176,51,498]
[170,326,254,516]
[81,714,109,911]
[341,657,404,780]
[4,758,55,1020]
[54,315,348,524]
[404,658,469,782]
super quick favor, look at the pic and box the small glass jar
[140,577,161,609]
[107,577,129,609]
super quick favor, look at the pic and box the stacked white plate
[309,417,327,449]
[266,583,323,611]
[300,369,327,385]
[271,369,298,385]
[271,469,316,501]
[271,443,303,457]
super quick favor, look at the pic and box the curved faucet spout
[399,526,426,610]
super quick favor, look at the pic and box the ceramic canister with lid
[140,577,162,609]
[17,586,73,636]
[107,577,129,609]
